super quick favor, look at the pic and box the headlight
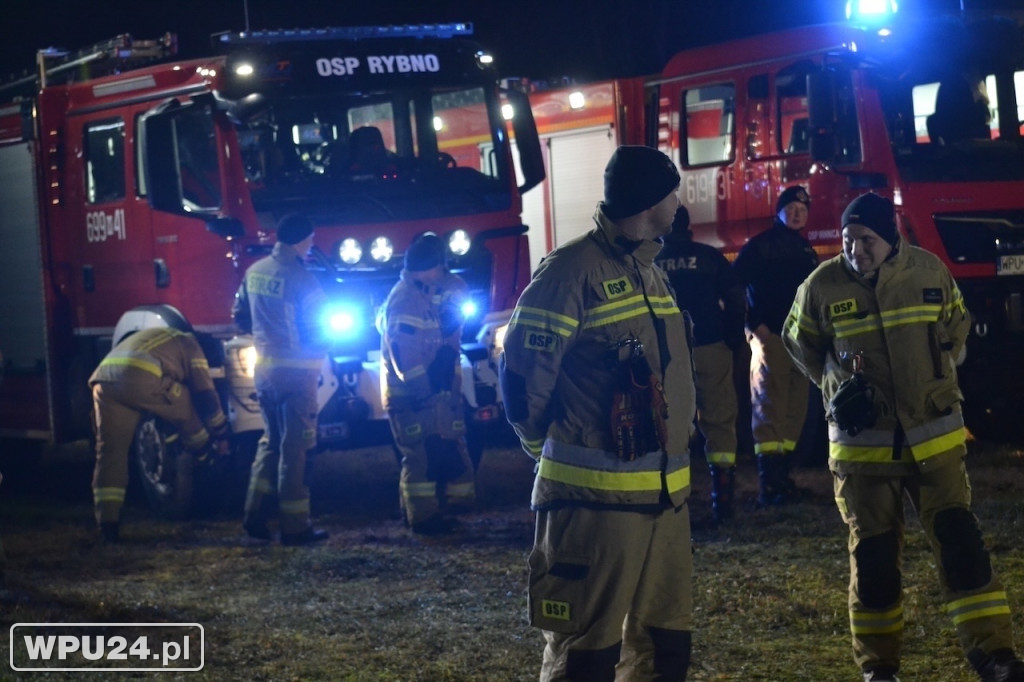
[369,236,394,263]
[238,345,258,379]
[448,229,471,257]
[338,238,362,265]
[321,304,363,341]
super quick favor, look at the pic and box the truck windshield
[235,84,510,220]
[875,25,1024,183]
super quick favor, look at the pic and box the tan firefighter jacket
[378,269,467,410]
[501,205,696,510]
[232,242,328,372]
[90,327,228,442]
[783,236,970,475]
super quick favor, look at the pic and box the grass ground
[0,437,1022,681]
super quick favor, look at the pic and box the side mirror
[503,88,545,194]
[807,70,838,163]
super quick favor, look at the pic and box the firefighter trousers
[748,332,808,457]
[693,341,738,467]
[833,459,1016,673]
[389,397,476,527]
[244,367,319,535]
[530,503,693,682]
[92,376,208,525]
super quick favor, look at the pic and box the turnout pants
[693,341,738,467]
[389,393,476,526]
[530,504,693,682]
[833,458,1015,673]
[748,332,808,457]
[92,374,208,525]
[244,367,319,534]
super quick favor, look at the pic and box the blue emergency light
[322,305,363,342]
[846,0,898,23]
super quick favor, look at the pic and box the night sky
[0,0,932,85]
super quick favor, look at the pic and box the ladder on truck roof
[0,33,177,97]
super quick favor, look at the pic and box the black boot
[99,522,120,543]
[756,454,784,507]
[708,464,735,523]
[970,647,1024,682]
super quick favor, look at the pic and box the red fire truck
[0,24,544,512]
[527,6,1024,441]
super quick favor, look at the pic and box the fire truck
[526,5,1024,441]
[0,24,544,514]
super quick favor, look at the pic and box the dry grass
[1,437,1023,681]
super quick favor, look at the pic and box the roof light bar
[216,23,474,46]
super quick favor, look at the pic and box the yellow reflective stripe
[948,287,967,316]
[99,356,162,377]
[393,314,438,330]
[754,442,786,455]
[830,442,897,463]
[665,464,690,494]
[522,438,544,457]
[190,357,210,370]
[253,478,273,494]
[405,365,427,379]
[881,304,942,327]
[851,605,903,635]
[946,591,1011,625]
[910,426,966,462]
[585,293,649,328]
[280,498,311,515]
[93,487,126,503]
[705,452,736,466]
[165,433,180,444]
[787,301,821,337]
[510,306,578,337]
[447,481,476,498]
[538,457,664,492]
[401,481,438,498]
[833,314,883,339]
[255,356,322,370]
[783,440,797,452]
[136,328,178,352]
[207,412,227,429]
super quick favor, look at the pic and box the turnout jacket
[734,222,819,334]
[379,269,468,409]
[501,205,696,510]
[232,242,328,372]
[783,237,970,475]
[90,327,228,439]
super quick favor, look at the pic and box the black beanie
[603,146,680,220]
[404,233,446,271]
[842,193,898,246]
[776,186,811,214]
[276,214,314,245]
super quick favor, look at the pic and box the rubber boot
[708,464,735,523]
[756,454,784,507]
[777,452,806,503]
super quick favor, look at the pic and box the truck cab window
[174,107,222,211]
[84,119,125,204]
[683,83,736,166]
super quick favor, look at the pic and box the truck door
[70,114,156,330]
[743,74,774,238]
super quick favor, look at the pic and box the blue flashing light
[322,305,363,341]
[461,299,479,320]
[846,0,898,22]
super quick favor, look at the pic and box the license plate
[997,254,1024,276]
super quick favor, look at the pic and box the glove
[829,373,876,437]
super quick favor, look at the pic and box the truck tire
[132,415,193,520]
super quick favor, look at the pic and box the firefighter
[733,185,819,506]
[233,213,329,546]
[783,193,1024,682]
[501,146,696,681]
[656,204,745,523]
[90,327,228,542]
[378,233,476,535]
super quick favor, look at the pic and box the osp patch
[601,276,633,299]
[524,331,556,352]
[830,298,859,317]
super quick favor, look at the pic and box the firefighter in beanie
[90,327,229,542]
[379,233,476,535]
[233,213,329,546]
[784,192,1024,682]
[656,204,745,523]
[733,185,819,506]
[501,145,696,681]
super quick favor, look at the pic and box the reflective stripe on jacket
[783,238,970,474]
[501,204,696,510]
